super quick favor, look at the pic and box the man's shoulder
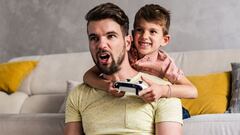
[68,83,107,98]
[67,83,92,97]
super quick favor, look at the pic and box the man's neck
[103,60,139,81]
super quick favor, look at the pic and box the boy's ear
[161,34,171,47]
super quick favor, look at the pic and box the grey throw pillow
[229,63,240,113]
[59,80,81,113]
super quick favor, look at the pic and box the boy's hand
[109,89,125,97]
[138,76,165,102]
[107,81,125,97]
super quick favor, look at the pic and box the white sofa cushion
[169,49,240,75]
[0,92,28,113]
[28,52,93,95]
[20,94,65,113]
[0,113,64,135]
[184,113,240,135]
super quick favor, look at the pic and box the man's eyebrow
[106,31,119,35]
[88,31,119,38]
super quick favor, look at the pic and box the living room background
[0,0,239,62]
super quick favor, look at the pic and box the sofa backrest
[9,52,94,113]
[8,49,240,113]
[169,49,240,75]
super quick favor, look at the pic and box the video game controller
[113,79,148,95]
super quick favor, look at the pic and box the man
[64,3,183,135]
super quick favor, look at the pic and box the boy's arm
[139,75,197,102]
[170,76,198,99]
[134,53,198,99]
[83,66,110,91]
[83,66,125,97]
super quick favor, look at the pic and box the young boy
[83,4,197,117]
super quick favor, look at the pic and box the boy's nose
[142,31,149,39]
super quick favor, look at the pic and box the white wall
[0,0,240,62]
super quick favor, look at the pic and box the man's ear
[125,35,132,51]
[161,34,171,47]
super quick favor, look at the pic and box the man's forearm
[155,122,182,135]
[64,122,84,135]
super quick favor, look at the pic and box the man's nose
[98,38,108,49]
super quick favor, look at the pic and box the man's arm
[154,97,183,135]
[64,122,84,135]
[155,122,182,135]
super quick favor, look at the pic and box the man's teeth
[99,54,110,59]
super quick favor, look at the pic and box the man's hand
[138,76,167,102]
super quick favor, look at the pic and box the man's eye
[107,34,116,39]
[89,36,99,42]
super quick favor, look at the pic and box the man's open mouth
[98,52,111,64]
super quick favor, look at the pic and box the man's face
[87,19,129,75]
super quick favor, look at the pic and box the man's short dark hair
[85,2,129,35]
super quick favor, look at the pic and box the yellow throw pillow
[0,61,38,94]
[182,72,230,116]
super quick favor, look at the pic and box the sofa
[0,49,240,135]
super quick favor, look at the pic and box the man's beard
[94,46,125,75]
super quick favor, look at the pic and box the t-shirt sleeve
[155,98,183,124]
[65,88,81,123]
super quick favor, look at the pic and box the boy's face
[87,18,131,75]
[133,18,170,57]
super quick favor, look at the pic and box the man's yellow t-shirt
[65,72,183,134]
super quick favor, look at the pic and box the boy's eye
[134,28,143,33]
[150,30,157,34]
